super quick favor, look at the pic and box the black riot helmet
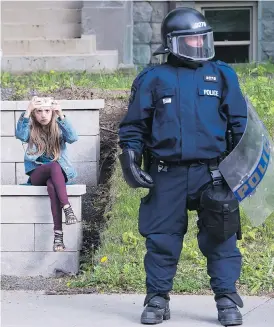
[153,7,215,61]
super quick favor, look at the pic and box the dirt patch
[81,89,129,253]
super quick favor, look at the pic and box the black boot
[215,293,243,326]
[141,294,170,324]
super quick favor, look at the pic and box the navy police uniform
[118,6,247,326]
[119,55,247,296]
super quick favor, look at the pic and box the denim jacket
[15,112,78,181]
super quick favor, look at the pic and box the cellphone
[40,97,55,108]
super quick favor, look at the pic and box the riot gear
[153,7,215,61]
[219,96,274,226]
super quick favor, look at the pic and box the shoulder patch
[128,65,160,105]
[128,85,137,104]
[135,65,156,81]
[215,60,238,78]
[129,66,156,91]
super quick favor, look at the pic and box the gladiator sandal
[53,230,65,252]
[63,205,78,225]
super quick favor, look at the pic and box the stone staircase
[1,1,118,73]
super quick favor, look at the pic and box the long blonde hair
[28,109,61,161]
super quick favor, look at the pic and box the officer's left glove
[119,149,154,189]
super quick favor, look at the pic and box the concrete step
[2,38,96,55]
[1,1,83,10]
[2,8,81,24]
[1,251,80,276]
[2,23,82,40]
[2,51,119,73]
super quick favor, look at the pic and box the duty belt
[151,156,225,178]
[151,156,223,167]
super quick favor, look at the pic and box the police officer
[118,7,247,326]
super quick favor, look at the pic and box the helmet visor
[171,32,215,61]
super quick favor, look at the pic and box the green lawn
[1,61,274,102]
[0,70,135,100]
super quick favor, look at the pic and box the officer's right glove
[119,149,154,189]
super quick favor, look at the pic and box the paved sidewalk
[1,291,273,327]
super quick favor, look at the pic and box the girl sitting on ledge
[16,96,79,252]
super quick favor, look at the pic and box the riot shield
[219,96,274,226]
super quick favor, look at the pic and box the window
[195,2,258,63]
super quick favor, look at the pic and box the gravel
[1,87,15,100]
[1,275,68,292]
[1,275,98,295]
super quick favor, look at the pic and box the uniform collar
[167,54,203,69]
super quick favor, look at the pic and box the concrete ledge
[1,184,85,276]
[2,8,82,24]
[34,223,83,252]
[3,23,82,40]
[1,251,80,277]
[1,224,35,251]
[1,163,16,184]
[1,100,105,111]
[1,195,82,224]
[2,52,119,73]
[1,184,86,196]
[3,38,96,56]
[1,223,82,252]
[1,111,15,136]
[2,1,82,10]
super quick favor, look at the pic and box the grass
[0,70,136,100]
[66,62,274,296]
[232,61,274,75]
[1,61,274,100]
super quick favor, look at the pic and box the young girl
[16,96,79,252]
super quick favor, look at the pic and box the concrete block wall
[1,99,103,186]
[259,0,274,61]
[0,99,102,276]
[133,1,195,66]
[1,185,86,277]
[133,1,274,65]
[133,1,169,66]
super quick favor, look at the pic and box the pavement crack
[243,297,272,317]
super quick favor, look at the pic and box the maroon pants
[30,162,69,230]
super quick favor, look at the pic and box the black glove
[119,149,154,189]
